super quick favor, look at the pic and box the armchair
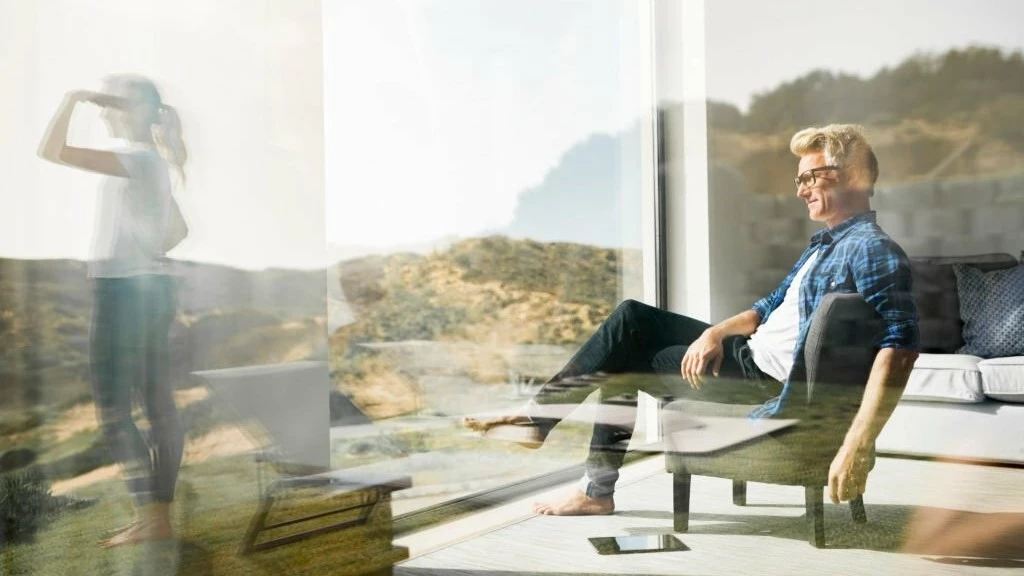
[663,293,884,547]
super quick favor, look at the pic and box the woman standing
[38,75,187,547]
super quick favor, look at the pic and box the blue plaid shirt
[749,211,919,418]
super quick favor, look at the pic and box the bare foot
[100,518,173,548]
[462,415,546,449]
[102,520,140,538]
[462,414,532,432]
[533,489,614,516]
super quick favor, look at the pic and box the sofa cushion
[978,357,1024,403]
[954,263,1024,358]
[901,353,985,403]
[877,401,1024,464]
[910,253,1018,353]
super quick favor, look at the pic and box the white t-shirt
[747,251,819,382]
[89,145,172,278]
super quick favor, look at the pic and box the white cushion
[877,401,1024,464]
[978,356,1024,403]
[901,353,985,403]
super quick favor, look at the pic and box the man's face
[795,152,846,225]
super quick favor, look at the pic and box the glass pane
[324,0,653,516]
[1,0,332,572]
[696,0,1024,567]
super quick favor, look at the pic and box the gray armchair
[663,293,885,547]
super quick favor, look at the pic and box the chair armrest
[801,293,884,404]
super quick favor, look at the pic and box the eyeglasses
[795,165,841,189]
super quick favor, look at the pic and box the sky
[705,0,1024,111]
[323,0,644,249]
[0,0,326,270]
[2,0,1023,270]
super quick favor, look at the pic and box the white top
[88,145,172,278]
[747,250,818,382]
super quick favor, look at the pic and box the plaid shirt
[749,211,919,418]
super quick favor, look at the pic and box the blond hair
[790,124,878,195]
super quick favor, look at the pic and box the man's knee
[652,345,687,374]
[613,298,652,320]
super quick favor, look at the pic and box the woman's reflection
[38,74,188,547]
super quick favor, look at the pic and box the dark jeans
[527,299,781,497]
[90,275,183,505]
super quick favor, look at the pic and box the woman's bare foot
[100,518,173,547]
[102,520,141,539]
[462,415,546,449]
[100,503,174,547]
[533,489,614,516]
[462,414,532,432]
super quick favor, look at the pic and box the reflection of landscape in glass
[701,47,1024,322]
[0,259,328,485]
[329,237,642,512]
[4,43,1024,531]
[707,47,1024,194]
[0,241,640,515]
[319,45,1024,514]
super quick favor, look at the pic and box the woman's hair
[790,124,878,195]
[105,74,188,185]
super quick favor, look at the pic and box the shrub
[0,469,92,547]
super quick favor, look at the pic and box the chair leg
[673,472,691,532]
[732,480,747,506]
[804,486,825,548]
[850,495,867,524]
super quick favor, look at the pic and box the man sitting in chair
[465,123,919,516]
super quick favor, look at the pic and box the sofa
[875,252,1024,465]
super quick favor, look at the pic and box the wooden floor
[394,456,1024,575]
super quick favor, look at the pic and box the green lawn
[4,418,596,576]
[4,454,395,575]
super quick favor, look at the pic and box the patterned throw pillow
[953,264,1024,358]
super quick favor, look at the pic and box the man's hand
[827,442,871,504]
[680,328,724,389]
[828,348,916,504]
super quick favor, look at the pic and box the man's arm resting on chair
[681,310,761,389]
[828,347,917,504]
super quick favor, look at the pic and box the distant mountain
[714,46,1024,140]
[508,47,1024,212]
[504,125,643,249]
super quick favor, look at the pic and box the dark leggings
[90,275,183,505]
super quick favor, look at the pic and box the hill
[330,236,636,417]
[0,236,632,477]
[0,258,327,420]
[498,48,1024,247]
[706,46,1024,195]
[504,129,643,249]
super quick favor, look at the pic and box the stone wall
[708,169,1024,323]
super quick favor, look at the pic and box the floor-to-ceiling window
[323,0,660,518]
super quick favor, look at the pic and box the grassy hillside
[0,258,329,482]
[0,237,632,477]
[330,236,635,418]
[336,236,630,345]
[704,46,1024,195]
